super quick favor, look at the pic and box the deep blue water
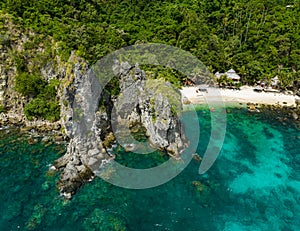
[0,108,299,230]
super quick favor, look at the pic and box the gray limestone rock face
[55,58,113,198]
[54,61,187,198]
[1,19,185,197]
[112,62,186,157]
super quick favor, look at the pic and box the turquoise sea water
[0,108,299,230]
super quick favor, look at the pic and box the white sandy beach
[180,86,299,107]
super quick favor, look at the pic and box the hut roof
[215,69,241,80]
[271,76,279,86]
[225,69,240,80]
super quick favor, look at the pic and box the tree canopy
[1,0,300,84]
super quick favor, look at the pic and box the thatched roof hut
[215,69,241,81]
[271,76,279,87]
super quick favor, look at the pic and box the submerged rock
[192,180,212,207]
[25,204,46,230]
[292,111,299,120]
[192,153,202,162]
[27,137,38,145]
[83,208,127,231]
[124,143,136,152]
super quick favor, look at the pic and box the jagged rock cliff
[0,13,65,129]
[0,13,26,123]
[1,14,187,198]
[53,57,113,199]
[53,61,187,198]
[0,13,90,133]
[112,62,186,157]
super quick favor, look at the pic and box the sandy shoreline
[180,86,299,107]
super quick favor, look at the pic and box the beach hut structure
[271,76,279,87]
[215,69,241,82]
[225,69,241,81]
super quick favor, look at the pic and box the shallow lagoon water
[0,108,299,230]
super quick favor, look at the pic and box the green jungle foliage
[24,98,60,122]
[15,73,46,97]
[15,73,60,121]
[0,104,6,113]
[141,65,184,89]
[2,0,300,89]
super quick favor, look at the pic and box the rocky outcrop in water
[53,57,112,199]
[1,14,186,198]
[54,61,187,198]
[112,62,186,157]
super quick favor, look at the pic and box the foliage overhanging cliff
[1,0,300,86]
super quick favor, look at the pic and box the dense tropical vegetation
[1,0,300,120]
[15,73,60,122]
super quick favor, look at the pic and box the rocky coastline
[246,102,300,127]
[50,61,187,199]
[1,63,300,200]
[1,61,300,199]
[0,18,299,198]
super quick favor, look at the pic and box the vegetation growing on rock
[0,1,299,124]
[24,98,60,122]
[15,73,46,97]
[0,104,6,113]
[1,0,299,87]
[15,73,61,121]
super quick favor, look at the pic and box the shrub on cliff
[24,98,60,122]
[16,74,60,122]
[0,104,6,113]
[38,81,59,100]
[15,73,46,97]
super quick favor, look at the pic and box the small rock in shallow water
[41,182,50,191]
[45,141,53,147]
[54,134,64,142]
[20,126,32,132]
[28,137,38,145]
[41,136,50,143]
[247,104,256,111]
[292,112,299,120]
[192,153,202,162]
[124,143,136,152]
[49,165,56,171]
